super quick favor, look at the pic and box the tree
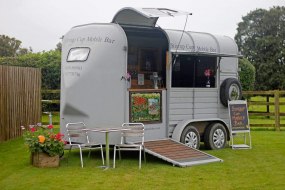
[235,6,285,90]
[0,35,32,57]
[0,35,21,57]
[55,42,62,52]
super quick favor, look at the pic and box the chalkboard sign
[228,100,249,131]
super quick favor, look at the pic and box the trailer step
[144,139,222,167]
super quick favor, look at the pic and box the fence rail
[41,89,60,125]
[243,90,285,130]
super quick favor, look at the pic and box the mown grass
[1,131,285,190]
[1,97,284,189]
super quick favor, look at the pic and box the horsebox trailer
[60,7,242,153]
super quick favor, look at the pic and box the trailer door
[61,24,128,143]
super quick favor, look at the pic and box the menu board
[130,92,161,123]
[228,100,249,131]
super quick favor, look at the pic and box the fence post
[266,95,270,118]
[274,90,280,131]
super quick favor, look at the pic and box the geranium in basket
[21,123,65,157]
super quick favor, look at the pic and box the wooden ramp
[144,139,222,167]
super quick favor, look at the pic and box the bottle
[206,77,210,88]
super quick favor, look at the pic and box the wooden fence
[243,90,285,130]
[0,65,41,142]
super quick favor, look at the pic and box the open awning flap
[112,7,191,27]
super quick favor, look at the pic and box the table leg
[105,131,109,168]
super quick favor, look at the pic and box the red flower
[133,96,147,106]
[48,124,53,129]
[55,133,64,141]
[204,69,211,77]
[31,127,36,132]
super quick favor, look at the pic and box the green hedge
[239,58,256,91]
[0,50,61,90]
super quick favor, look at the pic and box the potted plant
[21,123,65,168]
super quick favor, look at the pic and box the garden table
[85,127,129,169]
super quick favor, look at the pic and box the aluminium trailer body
[60,7,242,149]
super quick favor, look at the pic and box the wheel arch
[172,118,230,142]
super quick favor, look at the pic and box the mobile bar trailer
[60,7,242,159]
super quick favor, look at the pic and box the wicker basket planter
[31,152,59,168]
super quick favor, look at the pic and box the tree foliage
[0,50,61,90]
[238,58,255,91]
[0,35,32,57]
[235,6,285,90]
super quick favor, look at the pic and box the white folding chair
[65,122,104,168]
[113,123,146,169]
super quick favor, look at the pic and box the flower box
[31,152,59,168]
[21,124,65,168]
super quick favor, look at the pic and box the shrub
[239,58,256,91]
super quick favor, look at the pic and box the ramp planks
[144,139,222,167]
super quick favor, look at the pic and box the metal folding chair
[65,122,104,167]
[113,123,146,169]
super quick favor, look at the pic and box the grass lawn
[1,131,285,190]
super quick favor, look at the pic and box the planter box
[31,152,59,168]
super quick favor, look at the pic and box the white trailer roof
[165,29,239,57]
[113,7,240,57]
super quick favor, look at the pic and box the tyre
[204,123,227,150]
[180,125,200,149]
[220,78,242,107]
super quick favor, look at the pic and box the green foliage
[238,58,256,91]
[21,124,65,156]
[235,6,285,90]
[0,35,32,57]
[0,50,61,90]
[0,50,61,112]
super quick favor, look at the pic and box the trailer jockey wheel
[220,78,242,107]
[180,125,200,149]
[204,123,227,150]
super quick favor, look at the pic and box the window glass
[67,47,90,62]
[171,55,216,88]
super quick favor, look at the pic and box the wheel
[220,78,242,107]
[180,126,200,149]
[204,123,227,150]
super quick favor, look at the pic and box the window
[171,55,217,88]
[67,47,90,62]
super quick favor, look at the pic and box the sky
[0,0,284,52]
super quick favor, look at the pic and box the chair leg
[139,146,142,169]
[100,145,105,165]
[113,146,116,168]
[79,147,84,168]
[118,148,121,160]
